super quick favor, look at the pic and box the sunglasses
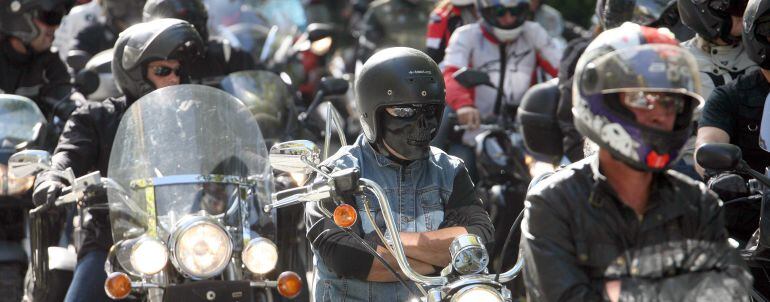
[622,92,685,114]
[385,104,441,119]
[152,66,181,77]
[485,5,528,18]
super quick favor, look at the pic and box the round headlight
[242,237,278,275]
[129,237,168,275]
[450,234,489,275]
[450,285,504,302]
[169,218,232,279]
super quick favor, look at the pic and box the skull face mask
[379,104,443,161]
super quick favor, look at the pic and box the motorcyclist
[71,0,145,56]
[305,47,494,301]
[0,0,81,124]
[530,0,567,51]
[52,0,101,62]
[556,0,690,162]
[31,18,203,302]
[142,0,256,85]
[425,0,478,63]
[522,22,752,301]
[679,0,756,100]
[694,0,770,243]
[357,0,434,62]
[439,0,561,181]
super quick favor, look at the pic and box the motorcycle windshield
[107,85,274,245]
[0,95,45,145]
[220,70,296,145]
[223,23,270,56]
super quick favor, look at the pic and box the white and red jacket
[442,21,561,117]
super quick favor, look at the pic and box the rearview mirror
[319,77,349,96]
[695,143,742,172]
[452,67,493,88]
[269,140,320,174]
[9,150,52,178]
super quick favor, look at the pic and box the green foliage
[547,0,597,28]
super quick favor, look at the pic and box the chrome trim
[449,284,504,302]
[449,234,489,275]
[167,216,233,279]
[359,178,447,286]
[495,256,524,283]
[130,174,253,189]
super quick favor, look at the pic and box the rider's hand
[32,180,65,207]
[605,280,621,302]
[457,106,480,131]
[707,172,749,201]
[522,21,551,50]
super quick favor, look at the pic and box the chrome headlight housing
[450,234,489,275]
[115,236,168,276]
[242,237,278,275]
[450,285,504,302]
[168,216,233,279]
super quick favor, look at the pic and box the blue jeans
[64,250,113,302]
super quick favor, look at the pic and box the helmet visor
[631,0,670,25]
[578,44,704,107]
[479,2,530,30]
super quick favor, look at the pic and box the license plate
[163,280,253,302]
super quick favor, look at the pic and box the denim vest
[312,135,465,302]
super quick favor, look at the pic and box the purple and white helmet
[573,22,704,171]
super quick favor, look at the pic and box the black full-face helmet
[101,0,146,32]
[355,47,446,144]
[0,0,75,43]
[678,0,749,44]
[112,18,203,101]
[143,0,209,41]
[743,0,770,69]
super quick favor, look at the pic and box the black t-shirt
[699,69,770,172]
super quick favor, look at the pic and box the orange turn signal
[104,272,132,300]
[333,204,357,228]
[276,271,303,299]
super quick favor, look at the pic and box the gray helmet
[743,0,770,68]
[112,18,203,101]
[355,47,446,143]
[101,0,146,32]
[0,0,75,43]
[596,0,675,29]
[678,0,748,44]
[143,0,209,41]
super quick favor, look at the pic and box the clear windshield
[0,95,45,144]
[220,70,297,144]
[107,85,274,245]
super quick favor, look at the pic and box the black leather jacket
[35,96,129,258]
[521,156,752,301]
[0,38,79,122]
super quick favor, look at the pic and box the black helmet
[355,47,445,143]
[101,0,146,32]
[112,18,203,101]
[596,0,678,29]
[678,0,749,44]
[143,0,209,41]
[573,23,703,172]
[743,0,770,68]
[517,78,563,163]
[0,0,75,43]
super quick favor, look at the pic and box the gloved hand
[707,172,749,202]
[32,180,65,208]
